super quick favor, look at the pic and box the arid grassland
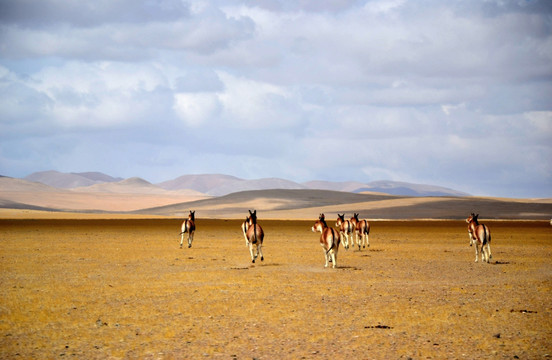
[0,219,550,359]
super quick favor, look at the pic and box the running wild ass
[466,213,492,263]
[336,214,354,250]
[350,213,370,250]
[180,210,196,249]
[244,210,264,263]
[312,214,341,268]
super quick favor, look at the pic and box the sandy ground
[0,190,209,212]
[0,217,550,359]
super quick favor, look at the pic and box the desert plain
[0,212,550,359]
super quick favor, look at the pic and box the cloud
[0,0,189,26]
[174,92,221,127]
[0,1,254,60]
[0,0,551,197]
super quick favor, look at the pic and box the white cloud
[442,103,466,116]
[0,0,551,197]
[217,72,300,129]
[174,92,221,127]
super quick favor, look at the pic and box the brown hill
[2,177,550,219]
[135,189,552,220]
[74,177,204,196]
[157,174,242,193]
[157,174,307,195]
[24,170,121,188]
[0,177,208,212]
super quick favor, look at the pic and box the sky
[0,0,551,198]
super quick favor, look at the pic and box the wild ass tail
[485,225,492,259]
[326,229,336,255]
[180,220,188,235]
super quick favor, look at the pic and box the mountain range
[1,171,550,219]
[19,170,470,197]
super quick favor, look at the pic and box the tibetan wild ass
[350,213,370,250]
[312,214,341,268]
[466,213,492,263]
[245,210,264,263]
[180,210,196,248]
[336,213,354,250]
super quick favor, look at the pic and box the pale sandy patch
[0,191,209,212]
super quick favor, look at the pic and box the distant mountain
[20,170,470,197]
[157,174,307,196]
[25,170,121,189]
[157,174,468,197]
[3,173,550,218]
[74,177,204,196]
[302,180,370,193]
[73,172,123,183]
[207,177,307,196]
[0,176,62,192]
[352,180,470,197]
[157,174,241,193]
[74,177,160,194]
[303,180,469,197]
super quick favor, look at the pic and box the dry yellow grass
[0,217,550,359]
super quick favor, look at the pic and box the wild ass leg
[180,233,184,249]
[187,232,193,248]
[365,232,369,248]
[486,243,492,263]
[258,243,264,261]
[331,250,337,268]
[345,234,349,250]
[249,243,257,263]
[482,242,491,263]
[474,243,479,262]
[345,233,350,251]
[341,232,348,250]
[324,249,330,268]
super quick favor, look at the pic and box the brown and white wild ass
[180,210,196,248]
[241,217,250,246]
[336,213,354,250]
[312,214,341,268]
[466,213,492,263]
[350,213,370,250]
[244,210,264,263]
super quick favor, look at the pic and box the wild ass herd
[179,210,493,268]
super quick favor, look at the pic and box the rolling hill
[22,171,471,197]
[24,170,123,188]
[135,189,552,220]
[0,176,208,212]
[2,171,550,219]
